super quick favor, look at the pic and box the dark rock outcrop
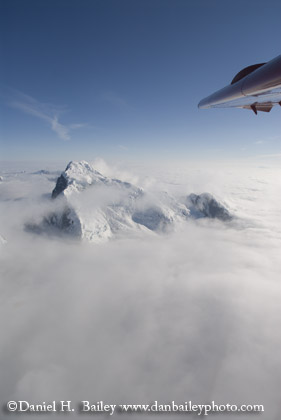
[187,193,232,221]
[52,174,68,198]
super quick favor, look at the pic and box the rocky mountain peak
[52,161,107,198]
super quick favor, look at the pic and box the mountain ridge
[28,161,232,242]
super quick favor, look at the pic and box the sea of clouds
[0,158,281,419]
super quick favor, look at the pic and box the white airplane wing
[198,54,281,114]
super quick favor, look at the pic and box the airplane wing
[198,54,281,114]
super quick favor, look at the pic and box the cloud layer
[0,160,281,419]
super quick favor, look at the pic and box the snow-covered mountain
[27,161,232,242]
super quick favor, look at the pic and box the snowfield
[0,158,281,419]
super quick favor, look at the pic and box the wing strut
[251,104,257,115]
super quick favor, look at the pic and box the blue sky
[1,0,281,162]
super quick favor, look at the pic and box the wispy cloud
[254,135,281,145]
[118,144,128,151]
[8,90,85,141]
[100,91,128,108]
